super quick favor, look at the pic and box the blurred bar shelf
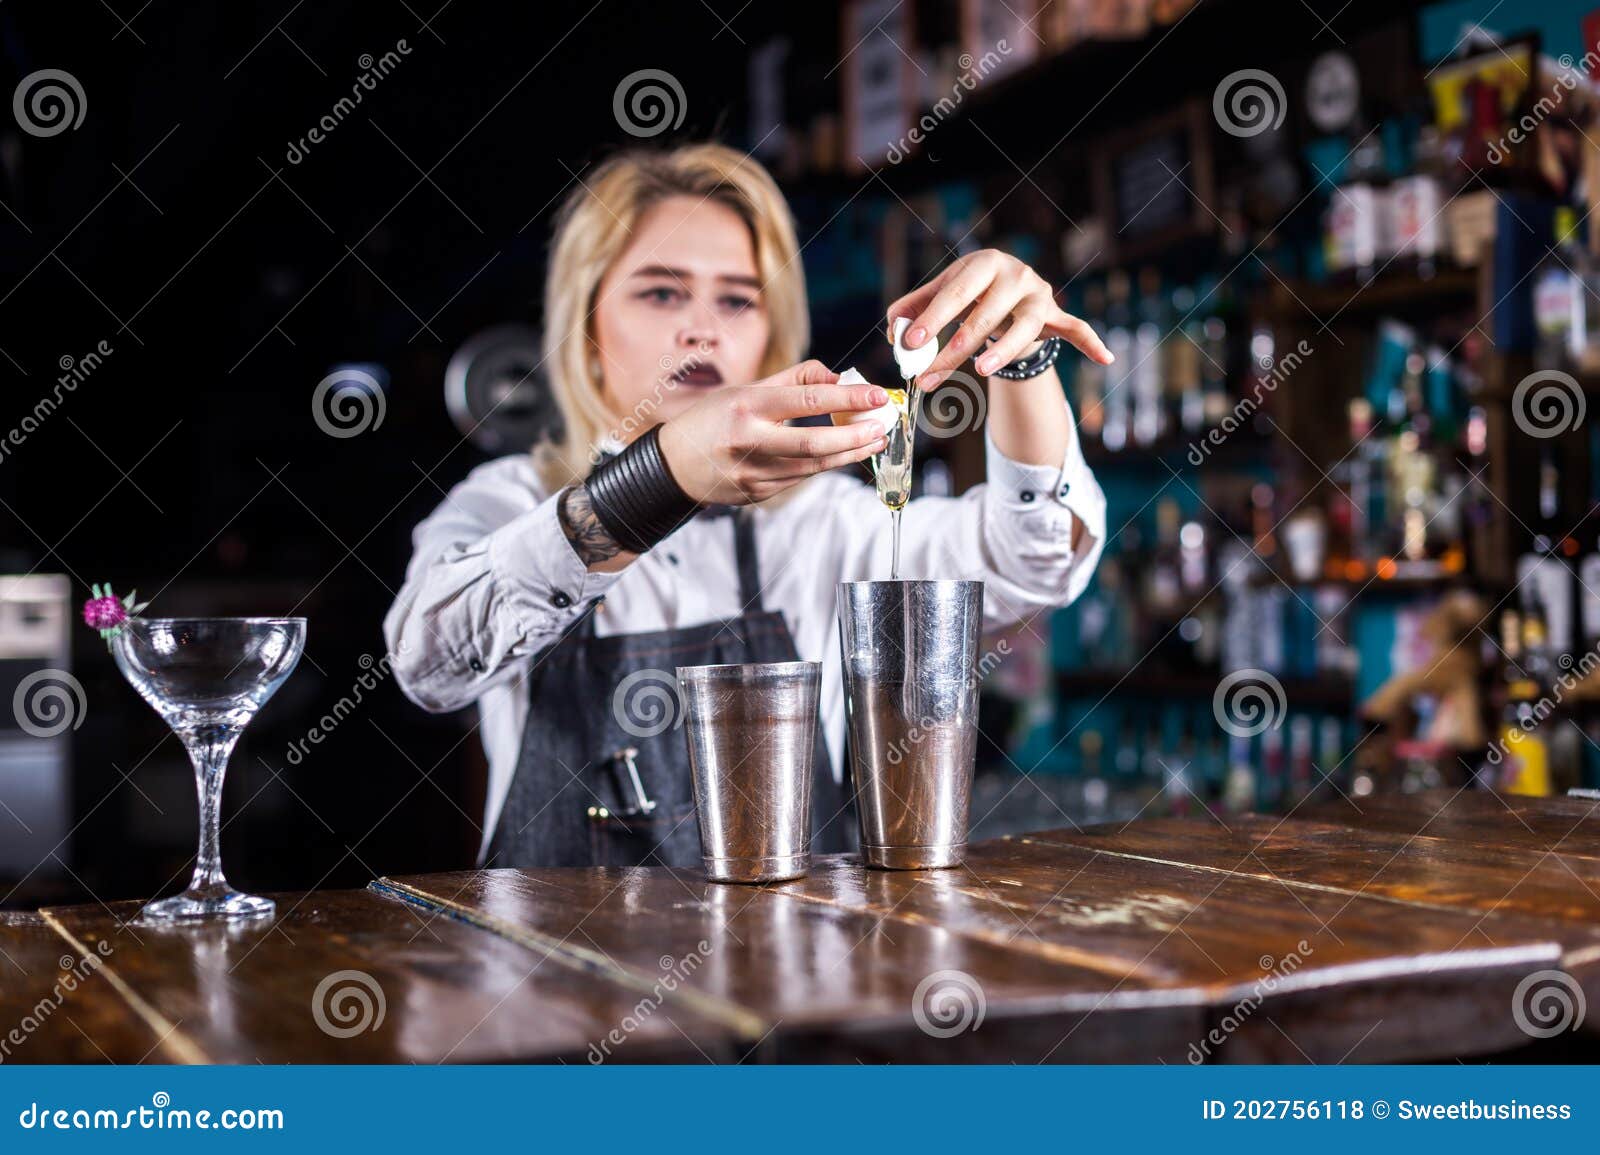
[1056,668,1354,707]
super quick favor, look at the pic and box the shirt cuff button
[468,657,484,673]
[1019,489,1035,503]
[550,591,573,608]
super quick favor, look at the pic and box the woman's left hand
[887,249,1114,386]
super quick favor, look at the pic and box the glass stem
[180,725,242,897]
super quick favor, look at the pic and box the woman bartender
[384,142,1112,869]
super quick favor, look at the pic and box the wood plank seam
[764,882,1154,982]
[370,879,772,1042]
[1014,836,1560,922]
[37,910,210,1065]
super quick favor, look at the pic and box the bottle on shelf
[1101,270,1133,452]
[1386,351,1441,567]
[1462,403,1495,574]
[1392,123,1448,280]
[1286,715,1314,808]
[1570,214,1600,376]
[1143,498,1184,621]
[1324,124,1385,283]
[1533,206,1581,372]
[1496,608,1553,797]
[1163,720,1196,817]
[1075,281,1107,441]
[1200,309,1231,428]
[1079,731,1109,823]
[1260,725,1286,810]
[1316,715,1345,796]
[1179,515,1209,594]
[1520,593,1555,694]
[1222,733,1257,813]
[1169,285,1206,434]
[1331,398,1379,575]
[1114,715,1140,782]
[1249,481,1278,564]
[1132,267,1167,447]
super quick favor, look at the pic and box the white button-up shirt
[384,395,1106,861]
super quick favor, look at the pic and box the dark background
[0,1,804,905]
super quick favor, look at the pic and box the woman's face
[591,195,772,433]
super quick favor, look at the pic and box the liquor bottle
[1516,446,1580,658]
[1423,344,1460,444]
[1571,216,1600,375]
[1498,610,1553,797]
[1463,404,1495,573]
[1075,281,1107,440]
[1533,207,1580,371]
[1394,124,1448,280]
[1079,731,1109,823]
[1164,720,1196,817]
[1102,271,1133,452]
[1381,351,1443,569]
[1250,481,1278,564]
[1538,445,1562,546]
[1345,398,1382,568]
[1144,498,1184,619]
[1316,715,1344,795]
[1286,715,1314,807]
[1581,546,1600,650]
[1521,593,1555,694]
[1325,126,1385,283]
[1142,720,1167,799]
[1114,716,1140,782]
[1260,724,1286,810]
[1200,310,1231,427]
[1222,734,1257,813]
[1168,285,1206,434]
[1179,515,1209,594]
[1201,733,1226,804]
[1132,267,1166,447]
[1490,607,1545,795]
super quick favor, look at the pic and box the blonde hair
[533,143,810,495]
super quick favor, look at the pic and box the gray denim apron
[485,508,857,868]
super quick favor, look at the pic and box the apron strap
[570,512,764,640]
[734,509,764,612]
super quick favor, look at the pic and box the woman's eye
[720,296,757,314]
[640,286,683,305]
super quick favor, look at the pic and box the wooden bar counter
[3,790,1597,1064]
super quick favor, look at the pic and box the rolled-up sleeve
[383,459,625,713]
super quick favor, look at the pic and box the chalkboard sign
[1092,100,1215,259]
[1115,133,1189,235]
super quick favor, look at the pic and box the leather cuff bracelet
[585,424,701,554]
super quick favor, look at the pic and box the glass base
[137,889,276,923]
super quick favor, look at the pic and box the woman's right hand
[657,359,890,505]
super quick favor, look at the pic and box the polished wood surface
[1305,790,1600,859]
[1,790,1596,1063]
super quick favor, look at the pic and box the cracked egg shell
[830,367,900,436]
[892,316,938,380]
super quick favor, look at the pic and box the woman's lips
[670,364,723,387]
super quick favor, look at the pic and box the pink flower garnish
[83,583,150,650]
[83,595,127,630]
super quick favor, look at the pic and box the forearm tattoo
[558,483,626,565]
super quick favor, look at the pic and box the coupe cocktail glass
[111,618,306,922]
